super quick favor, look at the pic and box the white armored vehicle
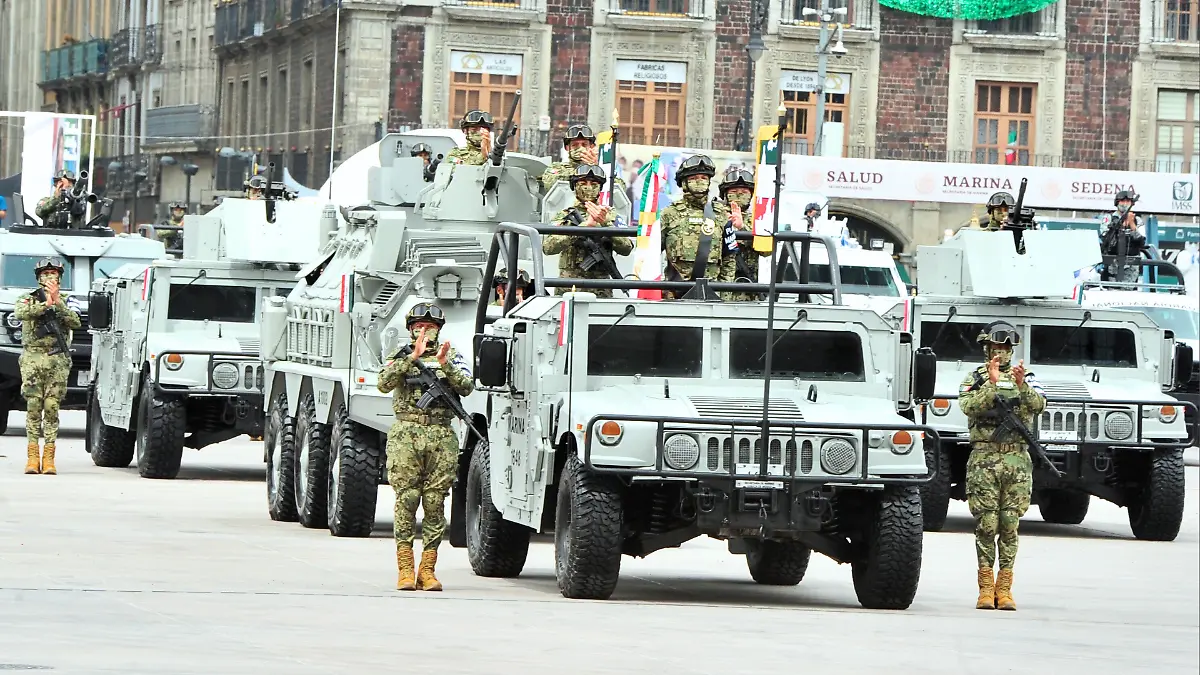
[0,193,165,431]
[462,222,941,609]
[898,229,1195,539]
[84,196,333,479]
[258,125,637,533]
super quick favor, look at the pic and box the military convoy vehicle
[0,193,165,432]
[460,222,940,608]
[890,229,1195,540]
[84,196,333,479]
[257,127,637,533]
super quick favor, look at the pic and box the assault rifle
[565,207,624,282]
[991,393,1065,478]
[397,344,489,447]
[31,287,71,356]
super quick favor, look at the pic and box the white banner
[781,154,1200,215]
[780,70,852,95]
[450,51,523,77]
[615,59,688,84]
[8,112,95,222]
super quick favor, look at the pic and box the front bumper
[153,350,265,397]
[0,344,92,409]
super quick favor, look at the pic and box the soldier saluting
[446,110,493,166]
[658,154,737,298]
[982,192,1015,231]
[541,124,627,194]
[543,164,633,299]
[717,167,768,301]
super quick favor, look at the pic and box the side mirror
[88,291,112,330]
[1173,343,1194,391]
[913,346,937,402]
[475,335,509,388]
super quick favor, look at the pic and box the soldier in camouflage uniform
[15,257,82,475]
[541,124,626,194]
[159,202,185,250]
[244,175,266,200]
[446,110,493,166]
[492,268,532,306]
[719,167,768,301]
[377,302,474,591]
[658,154,738,299]
[982,192,1015,231]
[544,164,633,299]
[958,321,1046,611]
[34,170,85,228]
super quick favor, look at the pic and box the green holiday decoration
[878,0,1058,21]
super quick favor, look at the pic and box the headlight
[1103,411,1134,440]
[889,430,915,455]
[163,353,184,371]
[596,420,623,446]
[929,398,952,417]
[1157,405,1178,424]
[663,434,699,470]
[4,312,20,329]
[820,438,857,475]
[212,362,240,389]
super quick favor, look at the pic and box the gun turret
[1003,177,1037,253]
[489,90,522,168]
[916,228,1102,299]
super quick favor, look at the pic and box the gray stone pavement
[1,411,1197,675]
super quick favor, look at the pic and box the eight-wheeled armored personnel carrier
[892,229,1195,540]
[85,196,334,478]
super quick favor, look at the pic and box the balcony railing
[609,0,707,19]
[779,0,875,30]
[442,0,542,11]
[964,1,1059,38]
[38,40,109,85]
[215,0,339,47]
[109,25,163,70]
[1151,0,1199,42]
[144,105,217,147]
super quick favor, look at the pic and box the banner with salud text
[780,154,1200,216]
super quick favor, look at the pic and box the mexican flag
[752,123,781,254]
[1004,127,1018,165]
[632,156,666,301]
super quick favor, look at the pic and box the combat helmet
[563,124,597,146]
[245,175,267,191]
[459,109,495,130]
[1114,189,1139,206]
[804,202,822,215]
[34,256,65,279]
[986,192,1015,212]
[568,163,606,187]
[169,201,186,210]
[674,154,716,187]
[405,302,446,329]
[410,142,432,157]
[718,167,755,198]
[976,320,1021,347]
[53,169,77,183]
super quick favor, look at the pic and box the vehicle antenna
[759,103,787,473]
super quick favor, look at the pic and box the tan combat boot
[41,443,57,475]
[416,549,442,591]
[976,567,996,610]
[995,569,1017,611]
[396,544,416,591]
[24,442,40,474]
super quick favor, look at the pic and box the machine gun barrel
[991,393,1065,478]
[70,171,90,199]
[489,90,522,166]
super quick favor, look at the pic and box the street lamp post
[802,0,847,157]
[741,0,768,152]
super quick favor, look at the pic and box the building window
[1162,0,1199,41]
[617,81,686,146]
[449,54,523,150]
[779,71,850,155]
[971,3,1057,35]
[259,75,269,136]
[618,0,695,16]
[1156,90,1199,172]
[782,0,855,25]
[241,80,250,139]
[276,69,288,133]
[973,82,1036,165]
[225,81,235,136]
[302,59,313,127]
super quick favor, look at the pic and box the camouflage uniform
[958,321,1045,611]
[377,303,474,591]
[717,167,768,302]
[543,164,633,299]
[16,263,81,475]
[542,124,625,192]
[659,198,737,292]
[448,109,494,167]
[35,193,85,229]
[447,144,487,166]
[160,203,185,250]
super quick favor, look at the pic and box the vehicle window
[1030,326,1138,367]
[1116,306,1199,341]
[586,325,702,377]
[1,255,74,290]
[782,263,900,296]
[167,284,257,323]
[729,328,865,380]
[93,257,153,280]
[920,321,991,362]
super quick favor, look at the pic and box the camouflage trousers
[385,420,458,553]
[966,442,1033,570]
[19,351,70,444]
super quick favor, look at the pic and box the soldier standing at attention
[658,154,737,298]
[541,124,627,193]
[35,170,83,228]
[446,110,493,166]
[982,192,1015,231]
[718,167,768,301]
[377,303,474,591]
[15,257,81,475]
[543,164,633,299]
[958,321,1046,611]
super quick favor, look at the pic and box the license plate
[1039,429,1077,441]
[735,463,784,477]
[1044,444,1074,452]
[736,479,784,490]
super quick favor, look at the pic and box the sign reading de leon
[450,51,523,77]
[779,70,852,95]
[615,60,688,84]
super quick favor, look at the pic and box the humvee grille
[1037,380,1092,399]
[687,396,804,421]
[73,313,91,346]
[236,338,260,354]
[703,435,819,475]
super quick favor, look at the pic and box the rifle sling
[689,201,716,281]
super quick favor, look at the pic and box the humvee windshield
[1030,326,1138,367]
[586,325,703,377]
[94,257,153,279]
[783,264,900,296]
[167,283,257,323]
[2,254,75,289]
[729,329,865,380]
[1115,306,1199,341]
[920,321,989,362]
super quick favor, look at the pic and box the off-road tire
[265,391,299,522]
[466,447,532,577]
[294,393,331,529]
[554,454,623,600]
[851,485,924,610]
[746,540,811,585]
[919,441,952,532]
[326,404,383,538]
[1128,449,1186,542]
[87,384,134,468]
[135,373,186,479]
[1036,488,1091,525]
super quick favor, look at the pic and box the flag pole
[327,0,342,199]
